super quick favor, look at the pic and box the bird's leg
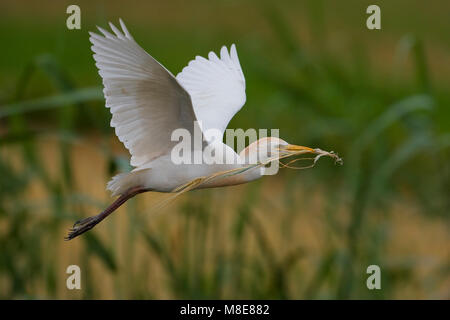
[65,186,149,241]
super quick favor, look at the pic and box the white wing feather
[90,19,199,168]
[176,44,246,138]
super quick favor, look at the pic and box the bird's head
[239,137,315,165]
[239,136,342,176]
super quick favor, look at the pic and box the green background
[0,0,449,299]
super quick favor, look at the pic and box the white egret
[66,20,341,240]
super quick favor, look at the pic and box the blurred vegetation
[0,0,449,299]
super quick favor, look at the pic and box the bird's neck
[197,141,266,188]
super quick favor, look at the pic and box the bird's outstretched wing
[176,45,246,139]
[90,19,200,168]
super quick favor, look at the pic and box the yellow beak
[284,144,315,152]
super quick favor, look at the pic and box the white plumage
[90,20,199,168]
[176,44,246,137]
[89,19,254,196]
[66,19,330,240]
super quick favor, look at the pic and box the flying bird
[65,19,341,240]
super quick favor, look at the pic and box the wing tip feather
[119,18,133,40]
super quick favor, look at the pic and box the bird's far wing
[90,19,199,168]
[176,45,246,139]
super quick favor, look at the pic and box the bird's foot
[65,216,99,241]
